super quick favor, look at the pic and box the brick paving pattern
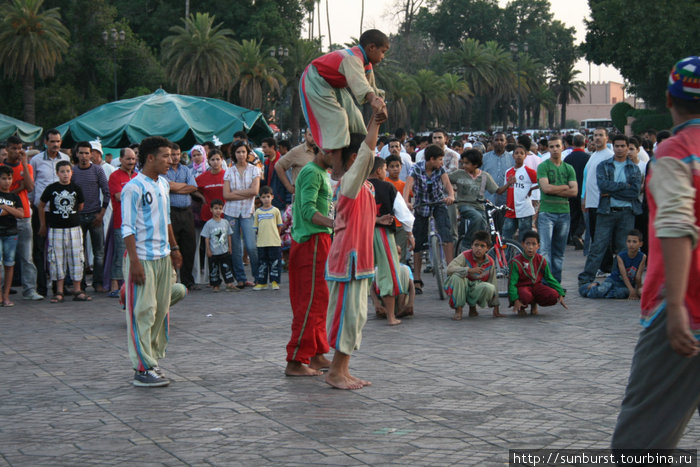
[1,247,698,465]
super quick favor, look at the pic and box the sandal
[72,292,92,302]
[2,301,15,307]
[414,279,424,295]
[50,294,65,303]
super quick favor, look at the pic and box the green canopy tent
[0,113,43,143]
[56,89,273,148]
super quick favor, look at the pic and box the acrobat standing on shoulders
[299,29,389,158]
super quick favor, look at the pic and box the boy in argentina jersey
[121,136,183,388]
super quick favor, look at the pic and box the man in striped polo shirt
[121,136,183,387]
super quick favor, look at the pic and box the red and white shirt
[504,166,538,219]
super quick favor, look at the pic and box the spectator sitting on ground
[579,229,646,300]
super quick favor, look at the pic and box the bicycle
[456,200,523,297]
[414,201,449,300]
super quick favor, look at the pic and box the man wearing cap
[29,129,70,297]
[611,56,700,451]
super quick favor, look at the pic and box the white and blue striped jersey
[121,173,171,260]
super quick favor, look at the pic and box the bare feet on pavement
[309,354,331,370]
[452,307,463,321]
[285,361,322,376]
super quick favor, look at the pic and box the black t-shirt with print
[0,191,23,236]
[40,181,85,228]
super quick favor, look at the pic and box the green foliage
[610,101,634,132]
[583,0,700,110]
[161,13,238,97]
[121,86,152,100]
[630,112,672,135]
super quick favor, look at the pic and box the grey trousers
[611,308,700,449]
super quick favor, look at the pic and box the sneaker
[23,291,44,301]
[133,369,170,387]
[271,281,280,290]
[252,284,267,291]
[108,290,120,298]
[152,366,165,378]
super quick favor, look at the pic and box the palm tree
[233,39,286,111]
[0,0,69,123]
[551,63,586,128]
[446,38,495,129]
[412,69,448,130]
[480,41,515,130]
[440,73,472,130]
[376,66,419,130]
[161,12,238,97]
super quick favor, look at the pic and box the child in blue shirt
[579,229,646,299]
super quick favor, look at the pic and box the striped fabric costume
[121,173,174,372]
[444,250,498,309]
[326,141,376,355]
[508,252,564,307]
[299,45,383,151]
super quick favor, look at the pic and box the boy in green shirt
[536,136,577,282]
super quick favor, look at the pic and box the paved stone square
[0,247,698,466]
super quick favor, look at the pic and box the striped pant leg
[327,278,370,356]
[373,227,403,298]
[286,234,331,363]
[65,226,84,282]
[47,228,65,281]
[299,65,351,151]
[124,256,172,371]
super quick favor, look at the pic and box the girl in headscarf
[188,144,209,176]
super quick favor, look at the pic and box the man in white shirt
[582,127,614,268]
[385,138,412,181]
[414,129,460,173]
[29,129,70,297]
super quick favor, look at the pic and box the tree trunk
[484,95,494,131]
[291,78,302,144]
[23,73,36,125]
[533,103,540,129]
[326,0,332,50]
[465,100,473,130]
[360,0,364,36]
[559,100,567,129]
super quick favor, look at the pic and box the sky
[302,0,624,84]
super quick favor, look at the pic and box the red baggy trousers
[517,282,559,306]
[286,233,331,363]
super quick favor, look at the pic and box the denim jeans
[578,277,630,298]
[458,205,487,250]
[226,214,258,282]
[79,212,105,286]
[578,209,635,285]
[0,234,18,266]
[537,211,570,283]
[16,217,38,296]
[502,216,532,243]
[111,228,126,280]
[209,253,236,286]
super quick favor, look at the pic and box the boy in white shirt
[497,145,538,243]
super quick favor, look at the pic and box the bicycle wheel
[430,234,446,300]
[487,240,523,297]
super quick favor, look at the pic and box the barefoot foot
[387,317,401,326]
[309,354,331,370]
[468,306,478,317]
[325,373,363,390]
[530,304,538,315]
[348,372,372,387]
[285,361,322,376]
[452,307,463,321]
